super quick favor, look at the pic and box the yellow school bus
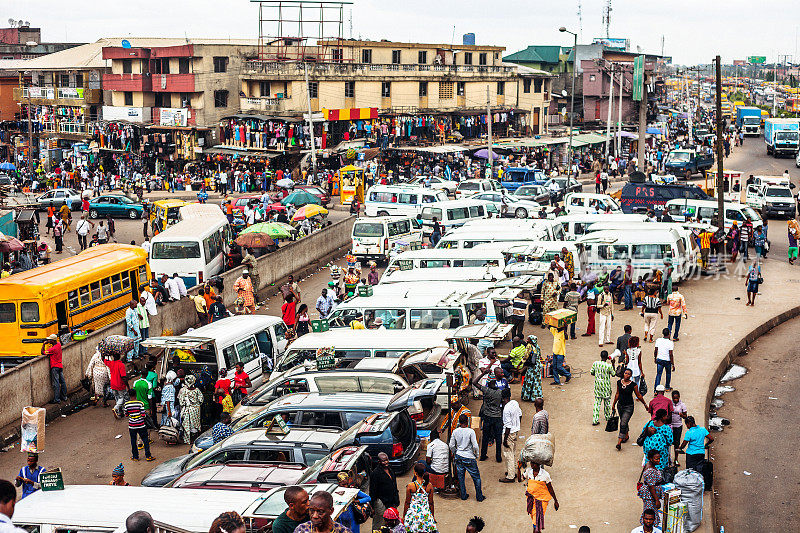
[150,199,189,235]
[0,244,150,359]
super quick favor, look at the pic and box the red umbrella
[0,237,23,252]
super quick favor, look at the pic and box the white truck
[746,183,797,218]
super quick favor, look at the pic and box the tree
[766,71,776,82]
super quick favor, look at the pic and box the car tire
[128,209,138,219]
[377,210,389,216]
[89,209,99,219]
[515,207,528,218]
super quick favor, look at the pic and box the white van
[460,217,567,241]
[502,242,583,274]
[383,248,506,277]
[557,213,649,239]
[420,199,489,235]
[142,315,289,389]
[275,329,451,372]
[12,485,264,533]
[351,215,423,262]
[365,184,449,217]
[576,229,688,282]
[563,193,623,214]
[663,199,763,231]
[379,266,506,285]
[454,179,502,199]
[745,183,796,218]
[149,209,231,288]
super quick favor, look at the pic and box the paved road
[713,316,800,532]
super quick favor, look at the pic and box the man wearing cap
[350,312,366,329]
[110,463,129,486]
[370,317,385,329]
[43,334,67,404]
[648,385,673,421]
[15,453,45,499]
[233,270,256,314]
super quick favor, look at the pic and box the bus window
[79,286,91,307]
[234,337,259,365]
[101,277,113,297]
[90,281,102,301]
[138,265,149,285]
[111,274,123,292]
[20,302,39,323]
[68,290,79,310]
[0,303,15,323]
[121,275,130,290]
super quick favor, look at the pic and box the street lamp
[560,26,578,175]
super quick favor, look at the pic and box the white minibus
[351,215,423,262]
[365,184,449,217]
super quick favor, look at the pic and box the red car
[295,184,330,206]
[231,194,287,216]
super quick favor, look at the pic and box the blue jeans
[623,284,633,309]
[655,360,672,389]
[667,315,681,339]
[50,367,67,403]
[550,354,571,384]
[454,455,484,500]
[480,416,503,461]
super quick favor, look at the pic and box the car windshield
[668,152,691,162]
[353,223,384,237]
[459,183,479,190]
[151,241,202,259]
[742,207,762,221]
[767,188,793,197]
[777,132,799,141]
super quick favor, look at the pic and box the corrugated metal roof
[503,45,565,64]
[2,37,259,70]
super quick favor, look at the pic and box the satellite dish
[23,21,30,27]
[561,90,568,97]
[121,39,131,49]
[7,19,14,27]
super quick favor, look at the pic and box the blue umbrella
[0,162,16,171]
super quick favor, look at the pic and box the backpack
[158,417,181,445]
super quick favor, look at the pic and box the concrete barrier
[0,217,355,432]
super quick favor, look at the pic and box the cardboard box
[357,285,373,297]
[544,309,578,328]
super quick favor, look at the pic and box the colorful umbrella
[281,190,321,206]
[0,162,15,171]
[292,204,328,221]
[239,222,292,239]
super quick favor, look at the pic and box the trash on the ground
[768,397,778,400]
[720,364,747,382]
[115,434,122,439]
[711,398,724,409]
[709,416,730,431]
[714,385,735,397]
[743,471,751,476]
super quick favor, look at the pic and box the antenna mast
[603,0,612,38]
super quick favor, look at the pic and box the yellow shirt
[350,320,365,330]
[193,295,207,313]
[550,327,566,356]
[0,271,9,278]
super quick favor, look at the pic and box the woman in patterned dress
[402,462,436,532]
[520,336,542,402]
[177,375,203,444]
[541,273,559,320]
[638,449,664,523]
[85,349,110,406]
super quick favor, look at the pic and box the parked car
[295,184,331,206]
[512,184,550,204]
[542,177,583,200]
[454,179,502,199]
[231,194,287,217]
[142,427,349,487]
[169,462,309,491]
[36,188,83,210]
[468,191,541,218]
[88,194,144,219]
[407,176,458,195]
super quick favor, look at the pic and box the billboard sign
[748,56,767,64]
[633,55,645,101]
[592,37,630,52]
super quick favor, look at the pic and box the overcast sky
[6,0,800,65]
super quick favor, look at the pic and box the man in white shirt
[165,273,187,301]
[500,388,523,482]
[425,428,450,489]
[140,238,151,256]
[631,509,662,533]
[654,327,675,390]
[448,413,485,502]
[75,216,94,251]
[0,479,28,533]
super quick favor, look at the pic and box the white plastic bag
[519,432,555,466]
[21,407,46,453]
[673,468,704,532]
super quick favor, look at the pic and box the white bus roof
[391,248,504,260]
[379,266,505,284]
[664,198,752,210]
[337,282,493,308]
[178,315,284,346]
[577,228,680,244]
[151,216,228,242]
[179,203,226,221]
[286,329,451,350]
[13,485,262,532]
[420,198,488,209]
[557,213,648,224]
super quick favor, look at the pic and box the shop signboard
[160,108,188,127]
[59,87,84,99]
[633,55,645,101]
[28,87,55,99]
[748,56,767,64]
[101,106,150,124]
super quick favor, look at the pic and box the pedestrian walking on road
[596,285,614,346]
[665,288,687,341]
[449,414,485,502]
[177,374,203,444]
[473,367,503,463]
[642,409,673,471]
[746,260,762,306]
[124,388,154,462]
[125,300,141,361]
[549,325,571,385]
[641,289,662,343]
[590,350,615,426]
[500,388,522,482]
[679,415,714,472]
[85,348,110,406]
[370,452,400,531]
[520,338,543,402]
[581,280,598,337]
[612,368,648,450]
[402,463,435,533]
[669,391,687,463]
[788,219,800,264]
[233,270,256,314]
[653,329,675,390]
[637,450,664,524]
[521,462,559,532]
[531,398,549,435]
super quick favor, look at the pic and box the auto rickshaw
[337,165,365,205]
[150,199,189,235]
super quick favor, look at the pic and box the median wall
[0,216,355,433]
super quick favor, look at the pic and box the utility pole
[486,85,493,179]
[617,68,623,156]
[637,81,647,172]
[686,74,693,144]
[714,55,725,230]
[303,64,317,182]
[26,84,33,175]
[605,64,615,160]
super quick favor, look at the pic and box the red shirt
[214,378,232,403]
[234,370,249,394]
[281,301,296,326]
[81,198,90,211]
[105,360,128,391]
[46,342,63,369]
[648,394,674,420]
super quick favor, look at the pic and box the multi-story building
[0,25,83,60]
[232,38,551,153]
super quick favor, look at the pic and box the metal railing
[243,60,517,76]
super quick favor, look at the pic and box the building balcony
[240,96,293,114]
[13,87,102,106]
[241,61,520,80]
[102,73,153,92]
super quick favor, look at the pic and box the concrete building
[0,25,83,60]
[233,39,552,153]
[503,45,573,74]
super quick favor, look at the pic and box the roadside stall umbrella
[238,222,292,240]
[0,162,15,171]
[275,178,295,189]
[280,190,320,206]
[0,236,23,252]
[292,204,328,221]
[473,148,501,160]
[235,232,282,248]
